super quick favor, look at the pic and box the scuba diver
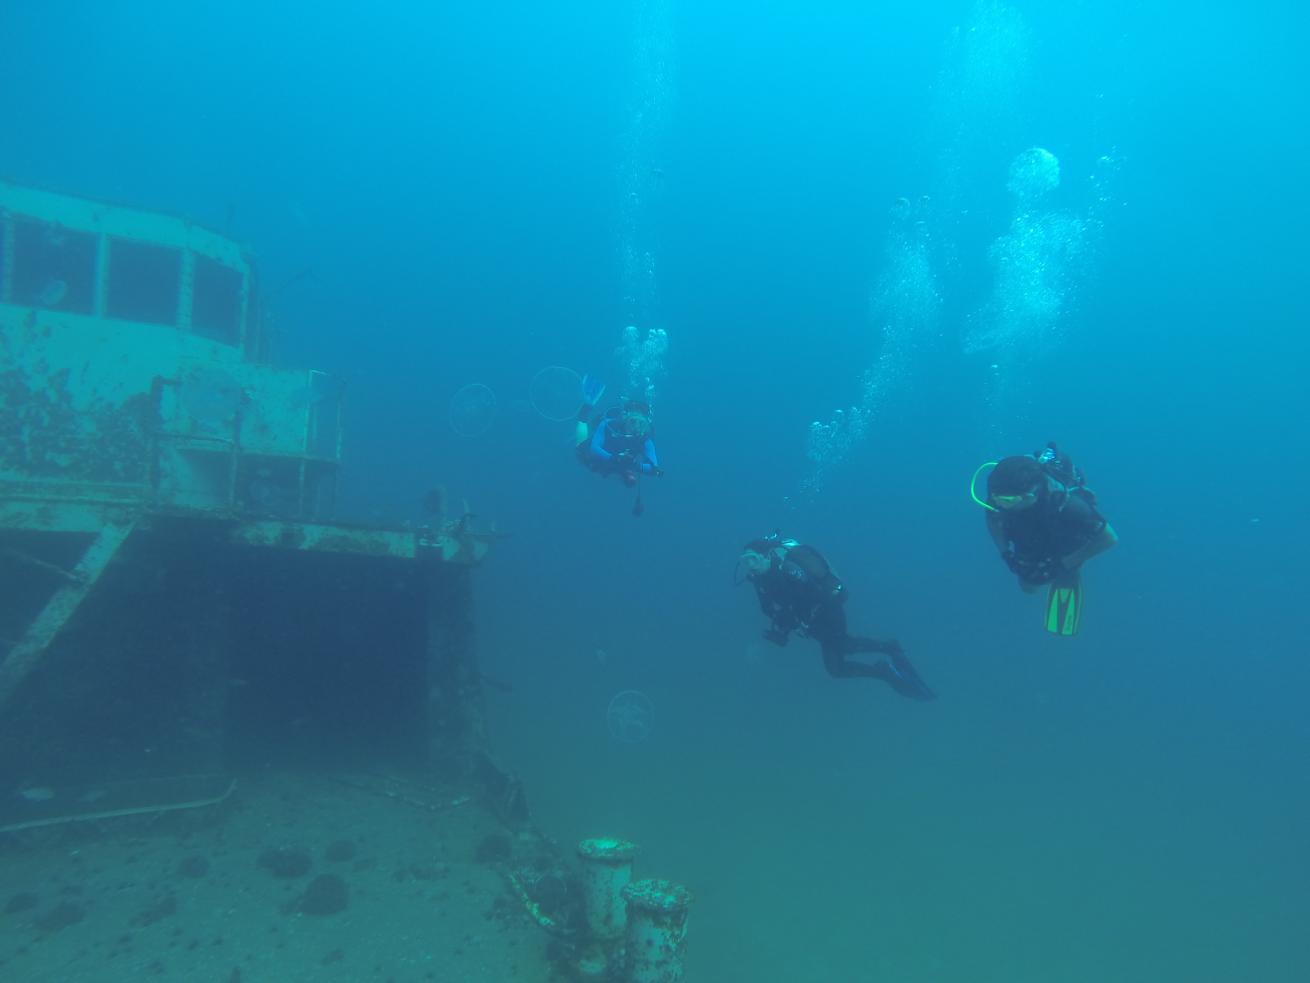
[736,534,936,701]
[574,375,663,516]
[971,442,1119,635]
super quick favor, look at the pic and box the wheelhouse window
[106,237,181,325]
[9,217,97,314]
[191,254,243,346]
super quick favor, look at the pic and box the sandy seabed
[0,771,563,983]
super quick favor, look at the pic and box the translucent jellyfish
[449,383,497,438]
[1007,147,1060,203]
[606,689,654,743]
[528,366,583,422]
[36,279,68,308]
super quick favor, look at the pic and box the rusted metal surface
[0,182,499,773]
[1,180,342,521]
[230,518,419,558]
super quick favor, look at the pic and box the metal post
[622,879,694,983]
[575,838,639,979]
[0,211,14,302]
[0,519,136,713]
[423,563,487,777]
[177,249,195,330]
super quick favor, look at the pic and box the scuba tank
[1036,442,1085,490]
[1037,442,1099,510]
[969,442,1096,512]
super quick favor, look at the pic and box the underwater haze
[4,0,1309,980]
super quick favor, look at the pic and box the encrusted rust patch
[0,366,152,482]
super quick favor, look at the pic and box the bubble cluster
[965,148,1088,361]
[798,0,1118,489]
[803,197,941,493]
[805,407,867,474]
[619,0,676,326]
[1085,152,1123,244]
[1007,146,1060,203]
[618,325,669,404]
[931,1,1033,209]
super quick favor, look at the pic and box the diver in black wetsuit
[971,443,1119,636]
[737,534,935,701]
[982,446,1118,593]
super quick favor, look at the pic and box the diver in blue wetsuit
[575,376,663,491]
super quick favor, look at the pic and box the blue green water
[4,1,1307,979]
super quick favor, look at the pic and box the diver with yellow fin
[971,443,1118,635]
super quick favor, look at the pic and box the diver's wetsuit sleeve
[1008,490,1107,569]
[755,575,795,628]
[1061,493,1107,546]
[641,438,659,473]
[589,421,613,462]
[1051,493,1112,568]
[985,511,1010,553]
[1075,492,1106,528]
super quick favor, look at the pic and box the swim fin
[581,374,606,407]
[881,650,936,701]
[1044,574,1083,636]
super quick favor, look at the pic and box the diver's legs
[848,636,900,657]
[819,636,886,679]
[822,635,936,700]
[876,649,936,701]
[813,607,879,678]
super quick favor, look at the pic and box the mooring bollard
[575,838,639,978]
[621,878,694,983]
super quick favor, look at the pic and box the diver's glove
[1004,549,1056,584]
[649,466,665,478]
